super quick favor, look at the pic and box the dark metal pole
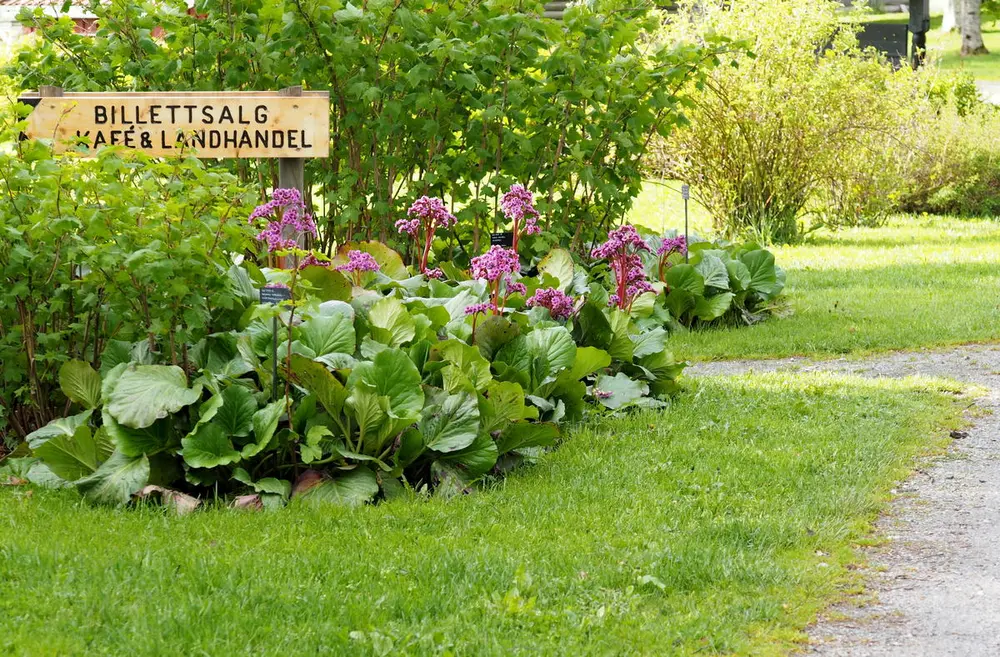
[909,0,930,69]
[681,183,690,264]
[272,316,279,401]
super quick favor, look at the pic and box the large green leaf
[607,310,634,363]
[434,433,498,478]
[347,348,424,444]
[100,340,132,377]
[295,468,379,507]
[524,327,576,375]
[479,380,538,435]
[420,392,480,453]
[664,288,695,320]
[567,346,612,381]
[27,410,104,482]
[298,265,352,301]
[474,315,520,360]
[726,259,751,292]
[496,422,560,455]
[76,451,150,506]
[433,340,492,393]
[572,302,613,350]
[694,292,735,321]
[665,264,705,297]
[214,385,258,439]
[742,250,783,298]
[537,247,575,291]
[181,423,242,469]
[594,373,649,410]
[296,313,356,357]
[243,400,285,458]
[58,360,102,409]
[694,253,730,290]
[102,409,172,457]
[290,355,347,418]
[631,327,668,359]
[368,297,416,347]
[106,365,203,429]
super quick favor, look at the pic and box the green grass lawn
[0,373,964,656]
[664,216,1000,361]
[863,13,1000,81]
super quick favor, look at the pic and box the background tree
[961,0,990,54]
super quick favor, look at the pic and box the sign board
[19,90,330,159]
[490,231,514,248]
[259,286,293,305]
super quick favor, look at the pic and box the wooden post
[39,85,63,98]
[278,86,307,267]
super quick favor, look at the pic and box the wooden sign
[19,90,330,159]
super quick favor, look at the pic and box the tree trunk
[942,0,960,32]
[961,0,990,55]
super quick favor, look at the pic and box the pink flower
[425,268,444,280]
[470,246,520,283]
[408,196,457,230]
[501,184,541,248]
[591,224,653,312]
[298,253,331,269]
[657,235,687,257]
[594,389,613,399]
[249,188,318,254]
[336,250,380,274]
[464,302,492,316]
[505,280,527,295]
[527,287,575,320]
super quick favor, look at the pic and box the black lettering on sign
[202,106,213,125]
[255,105,268,123]
[259,286,292,305]
[219,106,234,124]
[94,106,107,124]
[490,232,514,248]
[149,105,161,124]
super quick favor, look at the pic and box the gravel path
[690,346,1000,656]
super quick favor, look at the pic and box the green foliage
[13,233,698,506]
[6,0,726,255]
[654,0,943,243]
[0,116,255,445]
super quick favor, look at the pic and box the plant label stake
[681,183,690,263]
[260,286,292,401]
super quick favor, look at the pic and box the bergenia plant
[396,196,456,276]
[500,184,540,253]
[249,188,318,265]
[656,235,687,282]
[591,224,654,313]
[527,287,575,320]
[336,250,380,287]
[469,245,522,315]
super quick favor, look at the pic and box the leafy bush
[7,0,729,254]
[0,116,254,447]
[649,237,786,327]
[652,0,937,243]
[7,187,705,509]
[896,75,1000,217]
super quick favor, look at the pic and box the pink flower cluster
[470,246,520,283]
[424,268,444,280]
[249,188,318,253]
[657,235,687,257]
[656,235,687,281]
[469,245,523,315]
[464,302,492,316]
[591,224,654,312]
[501,184,540,250]
[335,250,380,286]
[336,250,380,275]
[527,287,575,320]
[396,196,456,274]
[297,252,331,270]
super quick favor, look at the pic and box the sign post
[681,183,690,263]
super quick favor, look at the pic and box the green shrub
[0,114,255,446]
[7,0,727,254]
[652,0,934,243]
